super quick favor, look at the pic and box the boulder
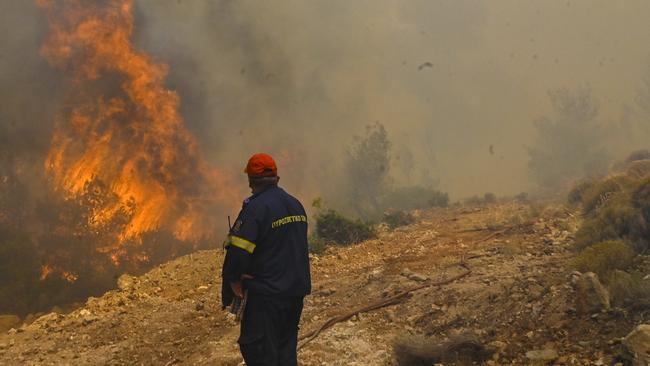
[0,315,20,333]
[623,324,650,366]
[573,272,610,314]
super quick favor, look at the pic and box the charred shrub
[314,209,376,245]
[381,186,449,211]
[572,240,635,278]
[383,210,414,229]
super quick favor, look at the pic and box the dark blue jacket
[221,185,311,307]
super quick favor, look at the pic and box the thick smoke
[3,1,650,203]
[2,0,650,314]
[131,0,650,201]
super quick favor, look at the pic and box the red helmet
[245,153,277,177]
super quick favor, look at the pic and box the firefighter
[222,153,311,366]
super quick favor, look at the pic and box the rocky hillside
[0,202,647,365]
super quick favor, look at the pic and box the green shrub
[383,211,414,229]
[308,234,328,255]
[573,240,635,278]
[633,175,650,221]
[606,270,650,308]
[580,177,626,216]
[574,197,647,251]
[624,160,650,180]
[314,209,376,245]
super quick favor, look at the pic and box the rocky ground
[0,201,647,365]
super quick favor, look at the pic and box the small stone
[525,349,558,362]
[195,302,205,311]
[489,340,507,350]
[408,273,428,282]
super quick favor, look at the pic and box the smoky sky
[3,0,650,204]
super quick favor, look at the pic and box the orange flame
[40,264,54,281]
[38,0,236,258]
[40,264,78,283]
[61,271,79,283]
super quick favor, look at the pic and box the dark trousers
[238,294,304,366]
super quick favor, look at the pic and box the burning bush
[0,0,237,317]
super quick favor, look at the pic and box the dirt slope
[0,202,636,365]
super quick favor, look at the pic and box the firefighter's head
[245,153,280,193]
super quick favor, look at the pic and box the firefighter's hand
[230,281,244,298]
